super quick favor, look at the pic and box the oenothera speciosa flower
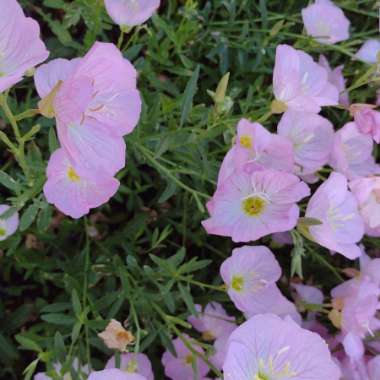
[106,353,154,380]
[329,122,380,180]
[34,42,142,218]
[0,0,49,93]
[220,246,301,323]
[217,119,294,186]
[355,39,380,64]
[88,369,147,380]
[161,336,209,380]
[0,205,19,241]
[350,177,380,237]
[350,104,380,144]
[272,44,339,114]
[105,0,160,28]
[202,169,310,242]
[301,0,350,45]
[305,172,364,260]
[223,314,341,380]
[277,111,334,177]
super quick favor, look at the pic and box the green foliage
[0,0,379,379]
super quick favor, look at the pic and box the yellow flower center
[67,166,80,182]
[0,227,6,236]
[242,196,267,217]
[231,275,244,292]
[184,354,193,365]
[126,359,138,373]
[255,372,271,380]
[239,135,253,149]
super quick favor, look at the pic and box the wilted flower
[223,314,341,380]
[301,0,350,44]
[161,336,209,380]
[106,353,153,380]
[203,169,309,242]
[0,205,19,241]
[330,122,380,180]
[105,0,160,28]
[188,302,235,341]
[350,177,380,237]
[305,172,364,260]
[217,119,294,185]
[319,55,349,106]
[0,0,49,92]
[43,149,120,219]
[98,319,135,352]
[277,111,334,176]
[350,104,380,143]
[355,39,380,64]
[88,369,147,380]
[272,44,339,114]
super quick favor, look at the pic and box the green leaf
[71,289,82,317]
[20,203,40,231]
[37,205,52,232]
[15,335,42,353]
[41,313,75,326]
[0,171,20,192]
[180,65,200,127]
[48,127,59,154]
[178,283,196,315]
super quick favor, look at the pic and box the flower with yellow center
[242,196,267,217]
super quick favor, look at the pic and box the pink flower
[355,39,380,64]
[217,119,294,185]
[88,369,147,380]
[105,0,160,27]
[301,0,350,44]
[305,172,364,260]
[0,0,49,92]
[319,55,349,106]
[272,44,339,114]
[350,104,380,143]
[105,353,153,380]
[43,148,119,219]
[203,169,309,242]
[368,356,380,380]
[0,205,19,241]
[223,314,341,380]
[350,177,380,237]
[331,277,380,339]
[220,245,281,312]
[277,111,334,176]
[161,336,209,380]
[188,302,235,340]
[292,283,324,306]
[359,252,380,286]
[210,329,236,370]
[330,122,380,180]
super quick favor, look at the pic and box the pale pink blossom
[43,149,120,219]
[220,245,281,312]
[272,44,339,114]
[350,104,380,143]
[0,0,49,92]
[203,169,310,242]
[98,319,135,352]
[305,172,364,260]
[330,122,380,180]
[88,369,147,380]
[292,283,324,307]
[217,119,294,185]
[210,329,236,370]
[105,353,153,380]
[161,336,209,380]
[188,302,235,340]
[302,0,350,44]
[277,111,334,176]
[0,205,19,241]
[223,314,341,380]
[350,177,380,237]
[355,39,380,64]
[319,55,349,106]
[105,0,160,27]
[368,356,380,380]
